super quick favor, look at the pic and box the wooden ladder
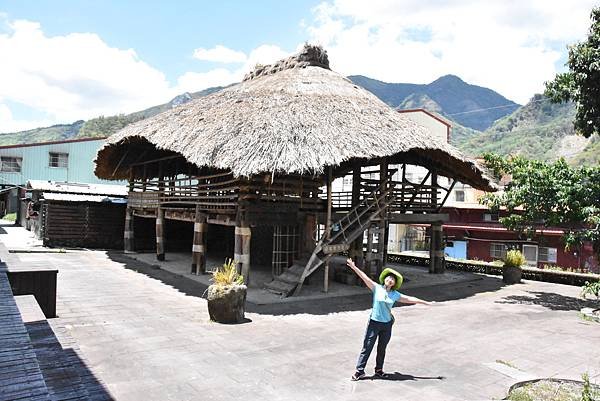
[265,176,396,297]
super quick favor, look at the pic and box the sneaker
[374,368,386,378]
[351,371,365,381]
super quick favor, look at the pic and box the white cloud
[193,45,248,63]
[0,103,54,133]
[176,44,290,94]
[0,18,292,132]
[306,0,597,104]
[0,19,176,130]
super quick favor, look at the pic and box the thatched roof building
[94,44,497,295]
[95,45,494,191]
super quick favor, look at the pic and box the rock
[207,284,247,323]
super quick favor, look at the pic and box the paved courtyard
[2,223,600,401]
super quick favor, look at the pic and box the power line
[446,97,550,116]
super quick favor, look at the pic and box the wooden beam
[437,179,457,212]
[389,213,449,224]
[111,149,130,178]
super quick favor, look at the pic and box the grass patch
[3,213,16,222]
[496,359,520,370]
[507,377,600,401]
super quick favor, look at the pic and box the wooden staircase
[265,177,396,297]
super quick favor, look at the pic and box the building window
[0,156,22,172]
[539,247,557,263]
[484,213,499,222]
[455,190,465,202]
[49,152,68,168]
[490,243,506,259]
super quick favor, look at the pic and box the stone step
[264,279,297,296]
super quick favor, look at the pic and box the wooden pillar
[303,213,317,253]
[377,160,389,274]
[324,166,333,293]
[350,164,364,264]
[124,207,135,252]
[191,206,207,274]
[156,208,165,261]
[429,223,445,274]
[234,209,251,285]
[431,169,438,209]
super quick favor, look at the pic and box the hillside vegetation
[456,94,598,165]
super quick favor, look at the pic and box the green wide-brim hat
[379,268,403,290]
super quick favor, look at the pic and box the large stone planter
[502,266,522,284]
[207,284,247,323]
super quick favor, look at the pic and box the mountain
[349,74,520,131]
[0,86,224,146]
[456,94,597,164]
[0,120,85,146]
[397,93,482,145]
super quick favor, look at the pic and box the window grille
[490,243,506,259]
[538,247,557,263]
[455,190,465,202]
[484,213,499,222]
[272,225,299,277]
[0,156,22,172]
[49,152,68,168]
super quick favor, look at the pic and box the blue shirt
[370,284,402,323]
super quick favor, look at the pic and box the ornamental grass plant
[504,250,526,268]
[211,258,244,286]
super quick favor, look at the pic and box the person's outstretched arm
[346,258,376,291]
[398,294,433,306]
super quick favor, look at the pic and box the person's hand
[346,258,356,269]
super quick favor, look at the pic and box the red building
[441,203,599,273]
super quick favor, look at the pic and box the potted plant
[207,258,247,323]
[502,249,525,284]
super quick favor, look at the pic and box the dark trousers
[356,319,393,372]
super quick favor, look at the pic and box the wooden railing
[128,172,325,211]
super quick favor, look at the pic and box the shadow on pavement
[496,291,597,311]
[26,319,114,400]
[361,372,445,381]
[107,251,506,317]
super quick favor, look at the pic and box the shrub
[581,280,600,299]
[504,250,525,268]
[211,258,244,286]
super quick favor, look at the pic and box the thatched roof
[95,44,496,191]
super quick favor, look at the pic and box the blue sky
[0,1,596,132]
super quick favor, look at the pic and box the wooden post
[156,208,165,261]
[124,207,135,252]
[377,160,389,274]
[429,223,445,274]
[431,169,438,210]
[191,205,207,274]
[234,209,251,285]
[351,164,364,264]
[324,166,333,293]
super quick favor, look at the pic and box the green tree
[544,7,600,138]
[481,153,600,258]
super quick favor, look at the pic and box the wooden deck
[0,268,50,401]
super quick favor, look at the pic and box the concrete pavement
[2,221,599,401]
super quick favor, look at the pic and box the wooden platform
[0,269,50,401]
